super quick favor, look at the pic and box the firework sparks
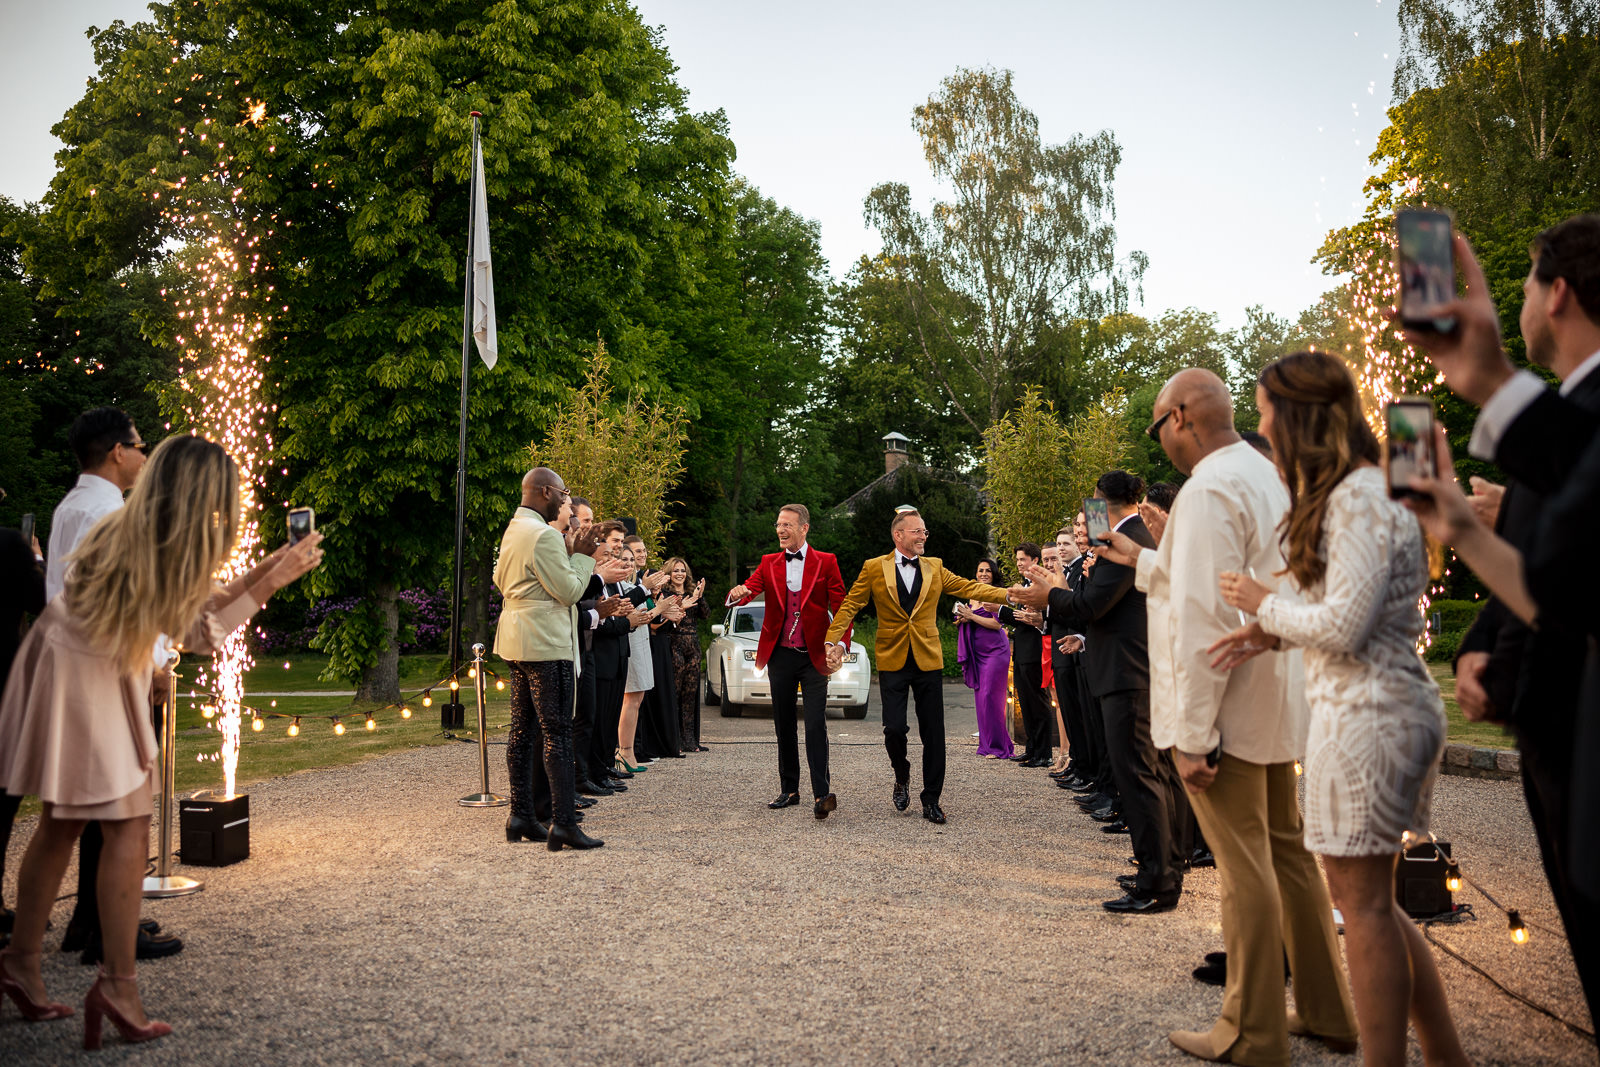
[157,97,278,798]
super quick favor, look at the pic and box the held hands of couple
[1206,621,1280,671]
[1393,234,1516,407]
[823,643,845,674]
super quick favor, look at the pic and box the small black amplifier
[443,699,466,730]
[179,791,250,867]
[1395,839,1454,918]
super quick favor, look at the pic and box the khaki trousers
[1186,755,1357,1066]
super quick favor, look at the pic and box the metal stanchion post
[459,643,508,807]
[144,649,203,898]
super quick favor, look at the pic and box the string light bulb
[1293,760,1303,776]
[449,679,460,691]
[495,679,505,691]
[400,705,412,719]
[287,716,300,737]
[1508,910,1529,944]
[422,692,433,707]
[468,666,478,679]
[1444,860,1462,894]
[365,715,376,732]
[202,704,216,719]
[333,718,345,736]
[251,715,264,733]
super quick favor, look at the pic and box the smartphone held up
[1083,498,1112,545]
[287,506,316,545]
[1384,399,1438,500]
[1395,207,1458,335]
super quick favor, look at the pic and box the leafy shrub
[1429,598,1484,634]
[1424,629,1463,664]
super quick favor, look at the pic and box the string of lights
[176,660,506,749]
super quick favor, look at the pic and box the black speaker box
[1395,839,1454,918]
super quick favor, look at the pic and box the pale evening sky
[1,1,1403,328]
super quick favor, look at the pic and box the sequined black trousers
[506,660,578,829]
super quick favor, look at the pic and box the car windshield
[733,606,764,635]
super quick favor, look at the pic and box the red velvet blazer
[732,546,846,675]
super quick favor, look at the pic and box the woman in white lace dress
[1209,352,1467,1067]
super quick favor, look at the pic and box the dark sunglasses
[1145,404,1184,443]
[121,440,151,455]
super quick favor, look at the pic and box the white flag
[470,135,497,370]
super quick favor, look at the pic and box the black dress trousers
[766,646,831,799]
[1100,687,1183,900]
[507,660,579,829]
[879,665,946,804]
[1013,656,1052,759]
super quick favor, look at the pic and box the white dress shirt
[785,543,807,591]
[45,473,126,602]
[1469,346,1600,459]
[1135,441,1308,763]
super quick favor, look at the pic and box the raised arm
[939,566,1008,605]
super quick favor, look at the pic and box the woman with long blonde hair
[0,434,324,1048]
[1208,352,1466,1066]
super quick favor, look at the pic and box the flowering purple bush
[251,587,501,655]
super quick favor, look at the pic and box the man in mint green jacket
[493,467,615,851]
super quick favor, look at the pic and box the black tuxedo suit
[588,578,649,772]
[1049,556,1108,791]
[1048,515,1187,900]
[1478,376,1600,1023]
[1000,589,1051,761]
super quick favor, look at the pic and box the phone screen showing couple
[1396,208,1456,332]
[1384,400,1436,499]
[1083,498,1112,545]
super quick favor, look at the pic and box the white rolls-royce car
[704,597,871,718]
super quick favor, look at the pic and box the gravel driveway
[2,694,1592,1065]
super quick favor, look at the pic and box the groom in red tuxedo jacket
[727,504,847,819]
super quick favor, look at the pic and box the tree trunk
[725,439,745,586]
[471,544,493,650]
[356,580,402,703]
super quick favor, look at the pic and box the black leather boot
[547,822,604,851]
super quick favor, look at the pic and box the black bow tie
[897,555,917,568]
[785,550,804,562]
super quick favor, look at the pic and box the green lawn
[1430,662,1516,750]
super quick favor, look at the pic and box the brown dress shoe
[1168,1030,1232,1062]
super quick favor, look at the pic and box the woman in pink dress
[956,559,1013,758]
[0,435,324,1048]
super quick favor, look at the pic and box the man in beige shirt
[1098,370,1356,1066]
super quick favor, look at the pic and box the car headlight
[742,650,756,661]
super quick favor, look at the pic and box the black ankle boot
[505,814,548,842]
[547,822,604,851]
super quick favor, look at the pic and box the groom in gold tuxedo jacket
[826,508,1008,823]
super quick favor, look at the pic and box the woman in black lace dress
[660,558,709,752]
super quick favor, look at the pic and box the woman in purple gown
[955,559,1013,759]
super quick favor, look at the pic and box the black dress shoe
[1055,777,1079,790]
[1100,820,1130,834]
[768,792,800,809]
[1089,808,1121,822]
[696,744,711,752]
[921,801,946,824]
[1204,950,1227,967]
[547,822,604,851]
[575,796,596,809]
[1101,893,1177,914]
[814,794,837,820]
[1192,962,1227,986]
[1189,847,1216,869]
[609,767,634,780]
[1007,752,1031,762]
[576,779,614,796]
[506,814,549,842]
[893,780,910,811]
[80,927,184,965]
[603,779,628,793]
[1076,792,1111,809]
[1069,779,1098,793]
[1116,873,1140,890]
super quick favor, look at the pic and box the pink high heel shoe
[82,968,172,1050]
[0,947,74,1021]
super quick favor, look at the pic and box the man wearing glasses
[726,505,847,819]
[824,507,1009,824]
[37,407,184,964]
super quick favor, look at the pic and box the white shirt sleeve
[1166,485,1252,755]
[1468,370,1546,460]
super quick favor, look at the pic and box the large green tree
[862,66,1146,436]
[30,0,737,699]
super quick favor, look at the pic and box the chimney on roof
[882,431,910,475]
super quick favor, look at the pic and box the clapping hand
[596,556,631,584]
[1057,634,1084,654]
[1393,234,1516,407]
[1007,580,1050,610]
[572,525,604,559]
[1206,621,1280,671]
[596,594,629,619]
[1217,571,1270,614]
[1020,560,1065,590]
[1014,606,1044,628]
[1466,476,1505,530]
[661,596,685,622]
[626,606,652,628]
[644,569,670,593]
[683,578,706,607]
[1138,502,1168,546]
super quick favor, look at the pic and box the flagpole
[447,111,481,730]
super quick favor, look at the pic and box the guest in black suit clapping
[998,543,1051,767]
[1012,471,1189,913]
